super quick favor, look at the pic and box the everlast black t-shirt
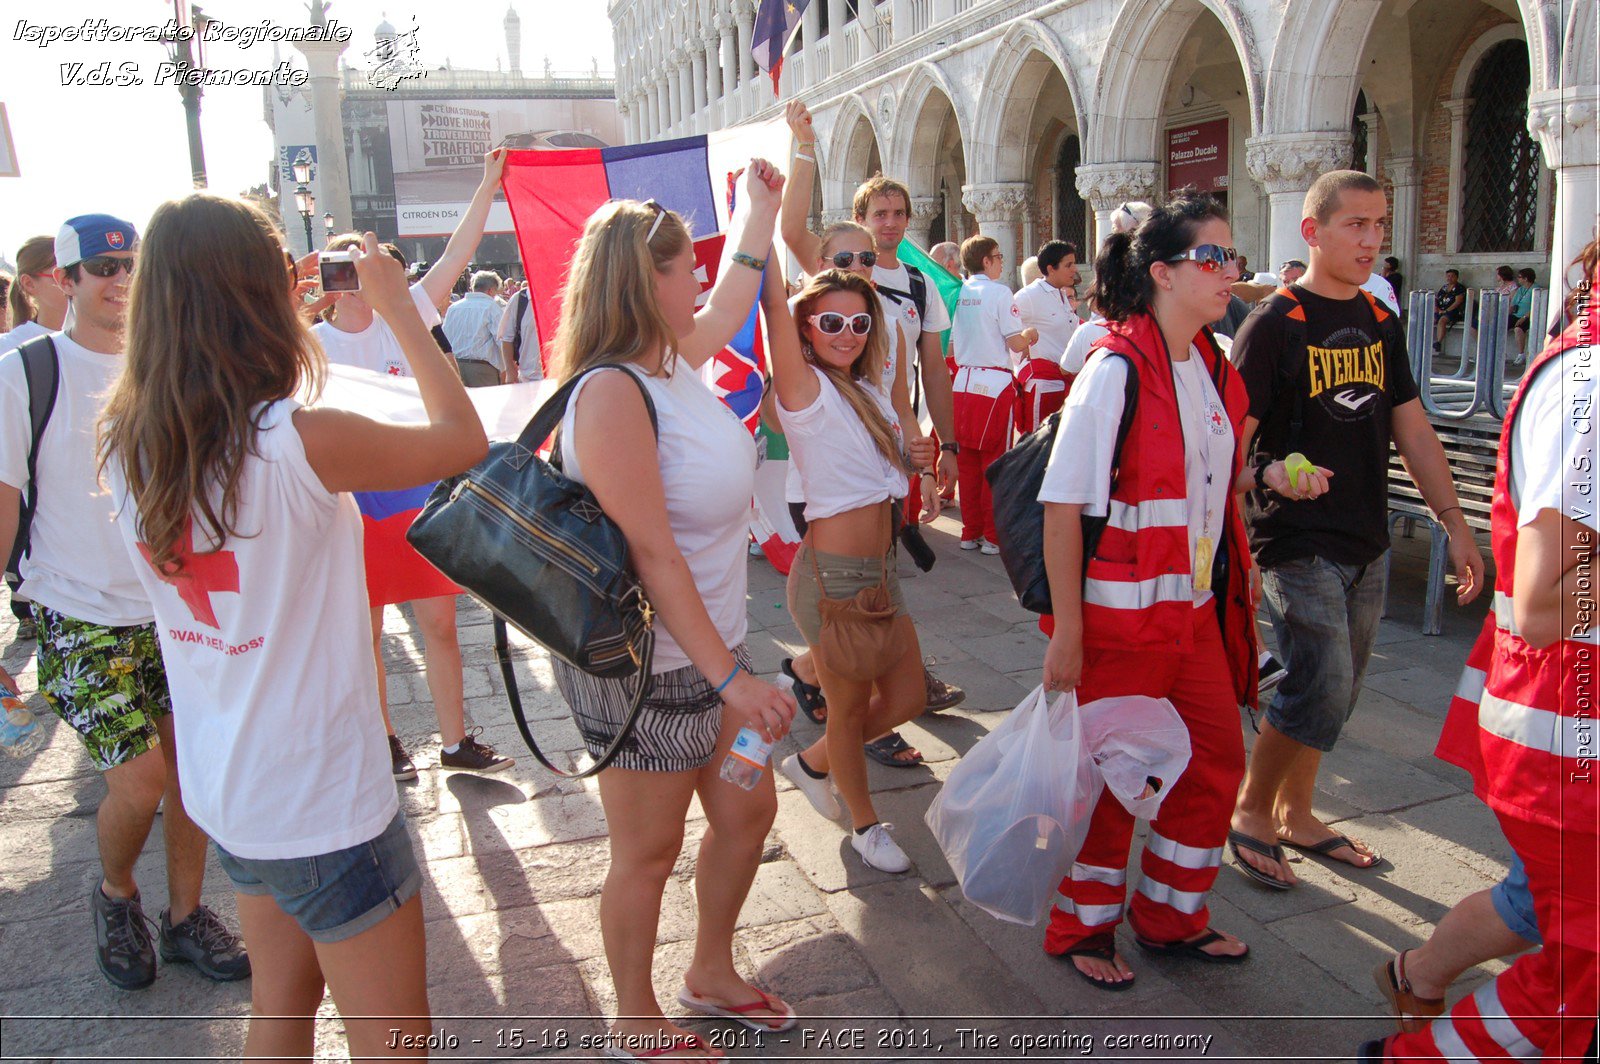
[1234,284,1420,568]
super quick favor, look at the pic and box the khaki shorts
[786,543,906,647]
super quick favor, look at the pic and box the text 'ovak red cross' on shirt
[136,523,240,629]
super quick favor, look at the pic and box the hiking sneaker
[923,666,966,713]
[160,904,251,982]
[440,728,514,773]
[779,657,826,723]
[779,753,842,821]
[1257,652,1288,699]
[980,540,1001,556]
[92,886,156,990]
[389,734,418,782]
[851,822,911,873]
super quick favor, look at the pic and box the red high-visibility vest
[1436,308,1599,836]
[1080,312,1259,704]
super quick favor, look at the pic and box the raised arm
[759,259,820,414]
[419,149,508,307]
[779,101,825,275]
[297,234,488,491]
[677,160,784,369]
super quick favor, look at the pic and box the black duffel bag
[986,352,1137,614]
[407,365,658,777]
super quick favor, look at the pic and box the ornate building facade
[609,0,1596,297]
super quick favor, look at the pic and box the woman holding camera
[1037,190,1268,989]
[761,263,937,874]
[101,195,489,1056]
[548,162,798,1060]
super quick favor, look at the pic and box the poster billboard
[1167,118,1229,193]
[387,97,622,236]
[0,104,19,178]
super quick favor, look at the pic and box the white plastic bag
[1077,695,1192,821]
[924,686,1100,925]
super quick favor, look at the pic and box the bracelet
[731,250,767,272]
[714,663,743,694]
[919,470,936,479]
[1253,454,1273,493]
[1435,505,1462,521]
[793,150,815,164]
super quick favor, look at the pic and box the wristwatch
[940,442,960,455]
[1253,454,1273,493]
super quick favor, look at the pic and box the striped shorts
[553,644,752,773]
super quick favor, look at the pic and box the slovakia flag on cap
[55,213,138,267]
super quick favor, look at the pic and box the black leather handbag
[407,365,658,778]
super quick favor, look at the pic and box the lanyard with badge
[1172,355,1218,593]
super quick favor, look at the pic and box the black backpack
[987,351,1138,614]
[4,336,61,592]
[876,263,929,325]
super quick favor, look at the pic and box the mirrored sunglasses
[1164,244,1237,273]
[830,250,877,269]
[78,255,136,278]
[808,311,872,336]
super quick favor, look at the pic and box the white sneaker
[960,539,981,550]
[779,753,841,821]
[980,540,1000,555]
[851,822,911,873]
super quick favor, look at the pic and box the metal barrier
[1408,288,1510,420]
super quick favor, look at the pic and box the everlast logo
[1306,341,1386,398]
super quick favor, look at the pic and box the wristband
[1253,454,1273,493]
[793,150,815,164]
[714,664,743,694]
[1435,505,1462,521]
[731,251,767,272]
[940,441,960,455]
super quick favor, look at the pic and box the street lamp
[324,212,335,238]
[291,153,317,252]
[162,0,210,187]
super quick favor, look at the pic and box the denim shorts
[1490,854,1542,945]
[1260,552,1389,752]
[214,810,421,943]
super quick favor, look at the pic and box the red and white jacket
[1436,311,1599,838]
[1079,312,1259,706]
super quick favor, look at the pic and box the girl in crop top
[760,265,938,875]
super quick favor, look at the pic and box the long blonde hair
[9,236,54,326]
[551,200,692,382]
[100,193,325,575]
[793,269,905,473]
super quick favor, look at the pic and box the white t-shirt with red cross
[951,275,1024,371]
[109,399,396,860]
[312,284,441,378]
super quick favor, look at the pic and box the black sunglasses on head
[78,255,136,278]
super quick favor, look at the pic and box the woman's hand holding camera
[350,234,411,318]
[721,671,797,745]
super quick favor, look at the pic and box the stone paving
[0,512,1510,1063]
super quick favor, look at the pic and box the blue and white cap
[55,214,139,268]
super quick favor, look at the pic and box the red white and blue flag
[753,0,812,92]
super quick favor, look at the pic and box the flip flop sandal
[602,1032,720,1060]
[864,732,923,768]
[1056,932,1135,992]
[1228,829,1294,891]
[779,658,827,725]
[1134,928,1250,964]
[1279,833,1382,868]
[1373,950,1445,1033]
[676,986,797,1033]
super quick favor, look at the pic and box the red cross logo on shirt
[137,523,239,630]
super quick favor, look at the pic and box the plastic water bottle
[0,681,45,758]
[719,727,774,790]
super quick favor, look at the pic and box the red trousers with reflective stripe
[957,445,1002,544]
[1044,604,1245,952]
[1384,815,1598,1062]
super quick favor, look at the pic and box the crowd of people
[0,119,1592,1061]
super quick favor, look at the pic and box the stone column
[668,59,684,132]
[1529,90,1600,308]
[932,0,957,21]
[704,33,723,128]
[292,38,352,245]
[679,57,695,135]
[1442,97,1470,254]
[720,18,740,123]
[1245,131,1353,271]
[1074,162,1159,252]
[690,48,709,132]
[962,182,1031,287]
[828,0,849,72]
[801,1,824,82]
[906,196,943,249]
[736,6,756,85]
[1384,155,1420,296]
[650,79,664,139]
